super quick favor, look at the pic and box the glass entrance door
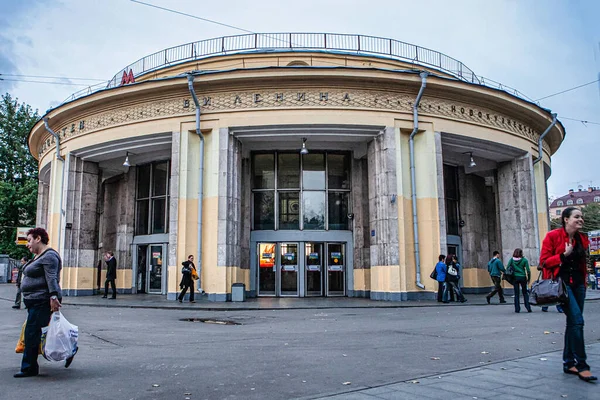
[279,243,298,296]
[258,243,276,296]
[305,242,323,296]
[326,243,345,296]
[148,245,163,294]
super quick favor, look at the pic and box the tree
[549,203,600,233]
[0,93,39,259]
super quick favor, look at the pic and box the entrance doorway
[136,244,166,294]
[257,242,346,297]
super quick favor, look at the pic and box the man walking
[486,251,506,304]
[12,257,27,309]
[102,251,117,299]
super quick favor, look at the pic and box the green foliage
[550,203,600,233]
[582,203,600,233]
[0,93,39,258]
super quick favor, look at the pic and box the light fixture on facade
[463,151,476,168]
[123,152,131,167]
[300,137,309,155]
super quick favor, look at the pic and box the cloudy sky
[1,0,599,198]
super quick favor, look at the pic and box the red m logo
[120,70,135,86]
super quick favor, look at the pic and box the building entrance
[135,243,166,294]
[257,242,346,297]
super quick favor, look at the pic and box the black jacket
[180,261,195,287]
[106,257,117,280]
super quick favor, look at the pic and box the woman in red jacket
[539,207,596,382]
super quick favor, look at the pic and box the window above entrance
[136,161,170,235]
[252,152,351,231]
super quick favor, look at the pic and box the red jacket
[539,228,589,282]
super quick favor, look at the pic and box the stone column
[36,181,49,229]
[368,127,401,301]
[497,153,540,265]
[168,131,180,294]
[350,157,370,298]
[217,127,245,301]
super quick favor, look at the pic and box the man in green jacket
[486,251,507,304]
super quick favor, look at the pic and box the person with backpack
[485,251,507,304]
[507,248,532,313]
[443,255,466,303]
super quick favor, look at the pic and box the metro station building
[28,33,564,301]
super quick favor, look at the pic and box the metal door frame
[325,242,346,296]
[304,242,324,297]
[278,242,300,297]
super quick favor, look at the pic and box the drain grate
[180,318,240,325]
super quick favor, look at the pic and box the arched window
[576,198,584,205]
[567,200,573,205]
[594,197,600,203]
[557,200,564,206]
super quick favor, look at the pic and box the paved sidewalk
[2,283,600,311]
[308,343,600,400]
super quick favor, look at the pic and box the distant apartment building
[549,187,600,219]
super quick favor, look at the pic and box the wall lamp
[300,137,309,155]
[123,152,131,167]
[463,151,476,168]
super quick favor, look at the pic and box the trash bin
[231,283,245,302]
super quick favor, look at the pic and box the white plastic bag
[41,311,79,362]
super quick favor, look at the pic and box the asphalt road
[1,294,599,400]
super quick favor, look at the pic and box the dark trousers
[513,278,531,312]
[179,281,195,302]
[437,281,444,302]
[443,281,464,302]
[104,279,116,298]
[563,284,589,372]
[14,286,22,307]
[21,301,52,375]
[487,276,505,301]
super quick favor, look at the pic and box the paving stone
[426,381,491,398]
[322,393,380,400]
[360,386,396,396]
[379,383,453,399]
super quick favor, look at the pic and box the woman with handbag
[507,248,531,313]
[178,255,196,303]
[540,206,596,382]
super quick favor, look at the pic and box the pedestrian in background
[443,255,466,303]
[12,257,27,309]
[178,255,196,303]
[486,251,507,304]
[102,251,117,299]
[507,248,531,313]
[434,254,446,302]
[540,207,596,382]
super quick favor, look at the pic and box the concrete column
[100,169,135,293]
[350,157,370,297]
[217,127,246,301]
[533,161,550,245]
[62,155,100,295]
[497,153,540,265]
[46,154,65,252]
[168,131,180,286]
[36,181,49,229]
[368,127,401,301]
[434,132,447,253]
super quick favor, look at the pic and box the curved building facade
[28,33,564,301]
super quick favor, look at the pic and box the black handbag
[430,268,437,280]
[502,263,516,285]
[529,270,568,306]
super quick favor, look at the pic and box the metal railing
[61,33,535,104]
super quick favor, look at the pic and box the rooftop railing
[60,33,536,104]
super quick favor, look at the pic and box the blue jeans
[21,301,52,374]
[443,281,464,302]
[563,284,589,372]
[513,278,531,312]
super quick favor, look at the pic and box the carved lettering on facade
[39,89,549,157]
